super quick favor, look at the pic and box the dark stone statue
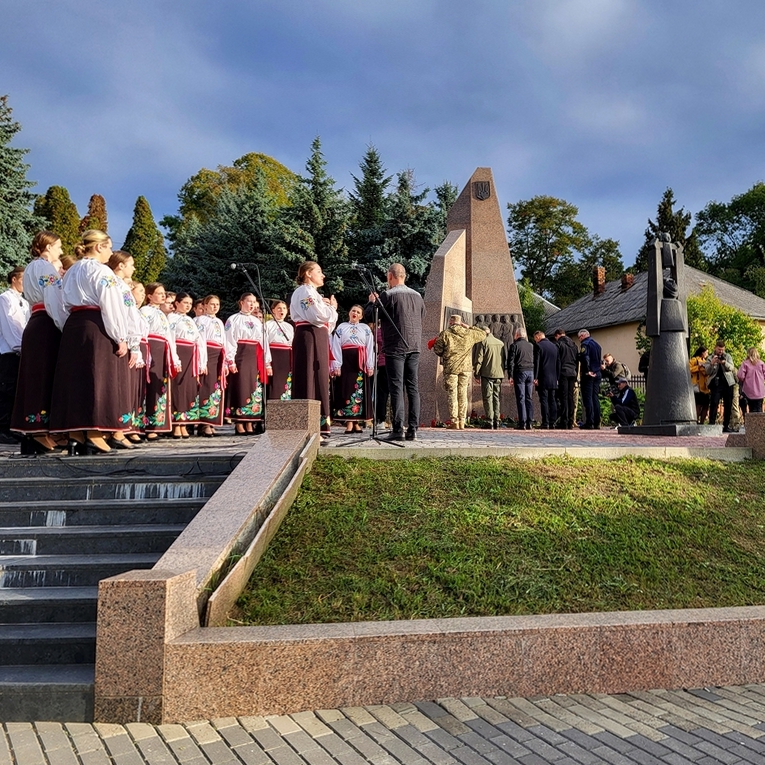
[635,233,698,431]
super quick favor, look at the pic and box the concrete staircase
[0,452,241,722]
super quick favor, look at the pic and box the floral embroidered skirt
[129,339,149,432]
[49,309,132,434]
[197,343,225,426]
[145,336,172,433]
[227,341,264,422]
[267,345,292,401]
[11,310,61,435]
[292,324,331,433]
[332,347,371,422]
[171,341,200,425]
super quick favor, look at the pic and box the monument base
[619,423,724,437]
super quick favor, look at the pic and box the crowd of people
[0,233,427,454]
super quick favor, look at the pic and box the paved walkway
[4,687,765,765]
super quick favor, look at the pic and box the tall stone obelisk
[420,168,524,424]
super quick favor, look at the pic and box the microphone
[230,262,255,270]
[350,263,369,272]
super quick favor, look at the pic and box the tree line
[4,93,765,315]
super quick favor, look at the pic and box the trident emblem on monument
[473,181,490,200]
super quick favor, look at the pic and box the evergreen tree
[79,194,108,233]
[635,188,706,272]
[0,95,45,270]
[432,180,458,239]
[123,196,166,283]
[164,174,291,316]
[376,169,442,295]
[33,185,80,257]
[278,137,350,296]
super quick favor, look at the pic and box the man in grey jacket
[473,327,506,429]
[704,339,736,432]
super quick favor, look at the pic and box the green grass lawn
[234,456,765,625]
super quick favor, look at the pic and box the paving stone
[309,731,369,765]
[340,708,378,727]
[290,713,333,739]
[315,710,345,724]
[413,701,452,721]
[422,727,465,753]
[465,703,509,727]
[283,730,323,755]
[213,720,257,748]
[0,727,11,765]
[367,705,409,729]
[240,718,271,734]
[34,723,79,765]
[5,724,46,765]
[95,726,147,765]
[129,732,181,765]
[158,728,209,765]
[448,746,494,765]
[439,700,479,722]
[397,709,440,733]
[476,733,531,760]
[502,699,570,732]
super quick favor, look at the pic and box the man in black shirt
[554,328,578,429]
[507,328,535,429]
[366,263,425,441]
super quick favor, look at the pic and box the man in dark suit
[578,328,602,429]
[553,328,578,429]
[609,377,640,427]
[533,331,560,429]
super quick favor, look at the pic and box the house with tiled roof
[544,267,765,374]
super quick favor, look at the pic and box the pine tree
[635,188,706,272]
[279,137,350,295]
[33,186,81,256]
[123,196,166,283]
[0,95,45,271]
[79,194,108,233]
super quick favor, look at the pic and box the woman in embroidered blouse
[128,281,150,442]
[738,347,765,415]
[140,283,180,440]
[330,305,376,433]
[289,261,337,442]
[265,300,294,402]
[48,230,132,455]
[225,293,272,435]
[194,294,228,437]
[11,231,68,454]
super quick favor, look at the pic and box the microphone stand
[335,266,405,448]
[232,263,269,434]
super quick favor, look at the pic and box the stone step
[0,524,185,555]
[0,552,160,587]
[0,497,207,527]
[0,475,226,502]
[0,586,97,623]
[0,452,244,479]
[0,623,95,665]
[0,664,93,722]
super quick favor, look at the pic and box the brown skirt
[171,341,200,425]
[11,310,61,434]
[267,345,292,400]
[292,324,330,433]
[145,336,172,433]
[198,343,225,426]
[332,347,372,422]
[49,309,132,433]
[227,341,264,422]
[129,340,149,432]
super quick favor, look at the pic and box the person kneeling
[608,377,640,427]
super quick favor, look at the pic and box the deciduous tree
[0,95,45,271]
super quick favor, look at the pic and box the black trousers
[0,352,20,433]
[709,378,733,428]
[556,375,577,427]
[537,386,557,426]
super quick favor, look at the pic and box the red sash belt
[148,333,178,379]
[238,339,268,384]
[141,339,151,383]
[341,344,368,371]
[31,302,45,313]
[71,305,100,312]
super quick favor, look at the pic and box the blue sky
[3,0,765,269]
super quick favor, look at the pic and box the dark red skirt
[129,339,149,432]
[145,336,172,433]
[267,345,292,401]
[49,309,132,433]
[171,341,200,425]
[198,343,225,426]
[11,310,61,434]
[332,347,372,422]
[292,324,330,433]
[227,341,264,422]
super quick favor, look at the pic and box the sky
[3,0,765,269]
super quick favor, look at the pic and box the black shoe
[254,423,265,435]
[515,423,525,430]
[20,436,56,455]
[525,422,532,430]
[0,432,18,445]
[107,436,135,450]
[385,431,405,441]
[405,428,416,441]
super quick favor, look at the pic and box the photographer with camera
[704,340,736,432]
[607,376,640,427]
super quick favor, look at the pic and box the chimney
[621,272,634,291]
[592,266,606,296]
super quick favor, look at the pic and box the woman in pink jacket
[737,347,765,414]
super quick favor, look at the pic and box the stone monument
[623,234,716,436]
[420,168,525,424]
